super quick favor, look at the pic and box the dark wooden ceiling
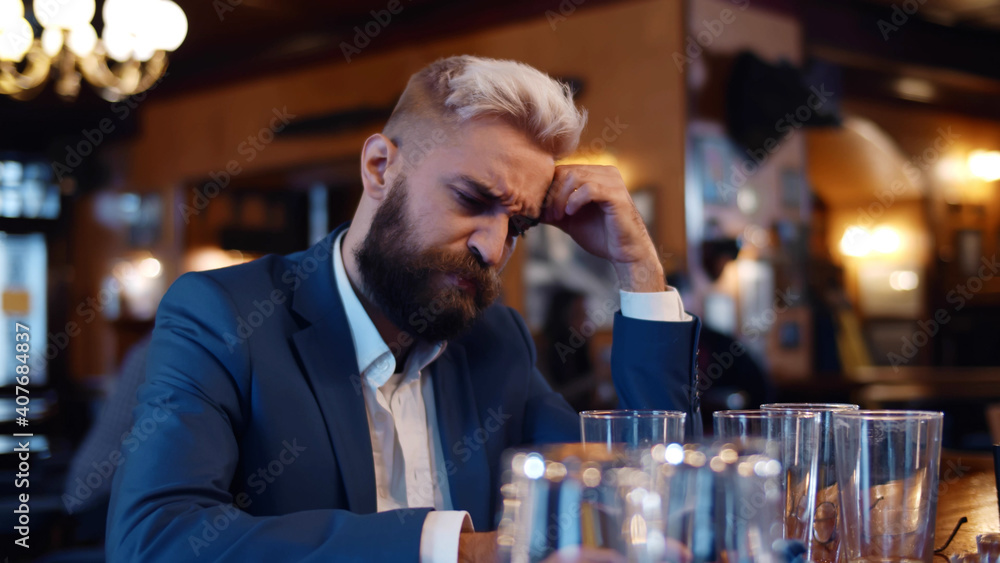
[3,0,1000,154]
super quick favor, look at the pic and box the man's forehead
[412,117,553,215]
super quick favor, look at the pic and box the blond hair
[384,55,587,159]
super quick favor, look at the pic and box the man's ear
[360,133,398,201]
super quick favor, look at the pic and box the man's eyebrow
[454,175,501,202]
[452,174,542,222]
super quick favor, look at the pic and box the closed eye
[452,186,536,238]
[454,189,489,211]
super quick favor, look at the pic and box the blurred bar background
[1,0,999,558]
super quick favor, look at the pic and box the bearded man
[107,55,701,563]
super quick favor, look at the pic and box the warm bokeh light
[558,151,632,188]
[35,0,96,30]
[871,226,901,254]
[889,270,919,291]
[183,247,247,273]
[894,77,935,102]
[968,150,1000,182]
[0,17,32,62]
[559,151,620,168]
[138,257,163,278]
[0,0,24,20]
[736,187,760,214]
[840,226,871,257]
[1,0,187,99]
[67,24,99,58]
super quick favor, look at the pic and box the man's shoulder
[174,253,293,298]
[181,235,337,298]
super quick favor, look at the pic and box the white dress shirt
[332,231,688,562]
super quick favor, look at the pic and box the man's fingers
[564,182,599,216]
[547,168,582,221]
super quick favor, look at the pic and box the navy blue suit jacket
[106,226,701,562]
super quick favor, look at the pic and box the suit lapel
[432,345,492,529]
[289,226,377,514]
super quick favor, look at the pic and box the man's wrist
[614,258,665,293]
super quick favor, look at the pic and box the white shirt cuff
[619,288,692,322]
[419,510,474,563]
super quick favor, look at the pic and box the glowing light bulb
[889,270,919,291]
[969,150,1000,182]
[0,17,32,61]
[840,226,871,258]
[871,226,901,254]
[138,257,162,278]
[67,24,97,57]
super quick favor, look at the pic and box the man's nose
[468,214,509,267]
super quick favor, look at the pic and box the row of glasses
[496,440,787,563]
[497,406,944,563]
[719,405,945,563]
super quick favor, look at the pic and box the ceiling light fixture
[0,0,187,101]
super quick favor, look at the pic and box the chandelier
[0,0,187,101]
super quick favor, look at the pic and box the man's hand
[458,531,498,563]
[541,164,665,293]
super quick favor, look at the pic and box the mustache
[409,249,501,293]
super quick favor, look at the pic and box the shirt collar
[332,230,446,387]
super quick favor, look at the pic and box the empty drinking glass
[581,410,686,452]
[762,403,860,563]
[833,410,944,563]
[714,410,822,560]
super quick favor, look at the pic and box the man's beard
[354,175,503,342]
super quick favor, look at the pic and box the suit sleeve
[106,272,431,562]
[611,312,703,439]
